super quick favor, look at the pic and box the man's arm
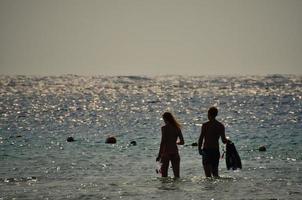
[198,125,205,155]
[220,125,228,144]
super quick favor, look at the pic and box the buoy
[66,136,75,142]
[191,142,198,146]
[105,136,116,144]
[258,145,266,152]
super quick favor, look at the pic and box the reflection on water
[0,75,301,199]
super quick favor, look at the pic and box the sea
[0,74,301,200]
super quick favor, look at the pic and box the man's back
[201,119,225,149]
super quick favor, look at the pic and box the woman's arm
[156,127,165,161]
[176,129,184,145]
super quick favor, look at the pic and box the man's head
[208,107,218,120]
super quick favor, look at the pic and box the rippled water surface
[0,75,301,199]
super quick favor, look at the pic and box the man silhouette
[198,107,229,177]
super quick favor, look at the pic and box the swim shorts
[201,148,220,168]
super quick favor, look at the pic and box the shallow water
[0,75,301,199]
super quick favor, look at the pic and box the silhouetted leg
[160,156,169,177]
[212,165,219,177]
[203,164,212,177]
[202,150,212,177]
[171,154,180,178]
[212,151,220,177]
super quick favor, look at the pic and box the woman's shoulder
[161,125,167,130]
[162,124,178,131]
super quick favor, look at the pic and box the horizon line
[0,73,301,77]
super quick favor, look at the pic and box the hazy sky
[0,0,301,76]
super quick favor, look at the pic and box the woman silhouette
[156,112,184,178]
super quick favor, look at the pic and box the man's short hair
[208,107,218,118]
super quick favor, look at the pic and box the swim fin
[225,141,242,170]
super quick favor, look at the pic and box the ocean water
[0,75,301,200]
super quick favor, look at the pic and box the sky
[0,0,301,76]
